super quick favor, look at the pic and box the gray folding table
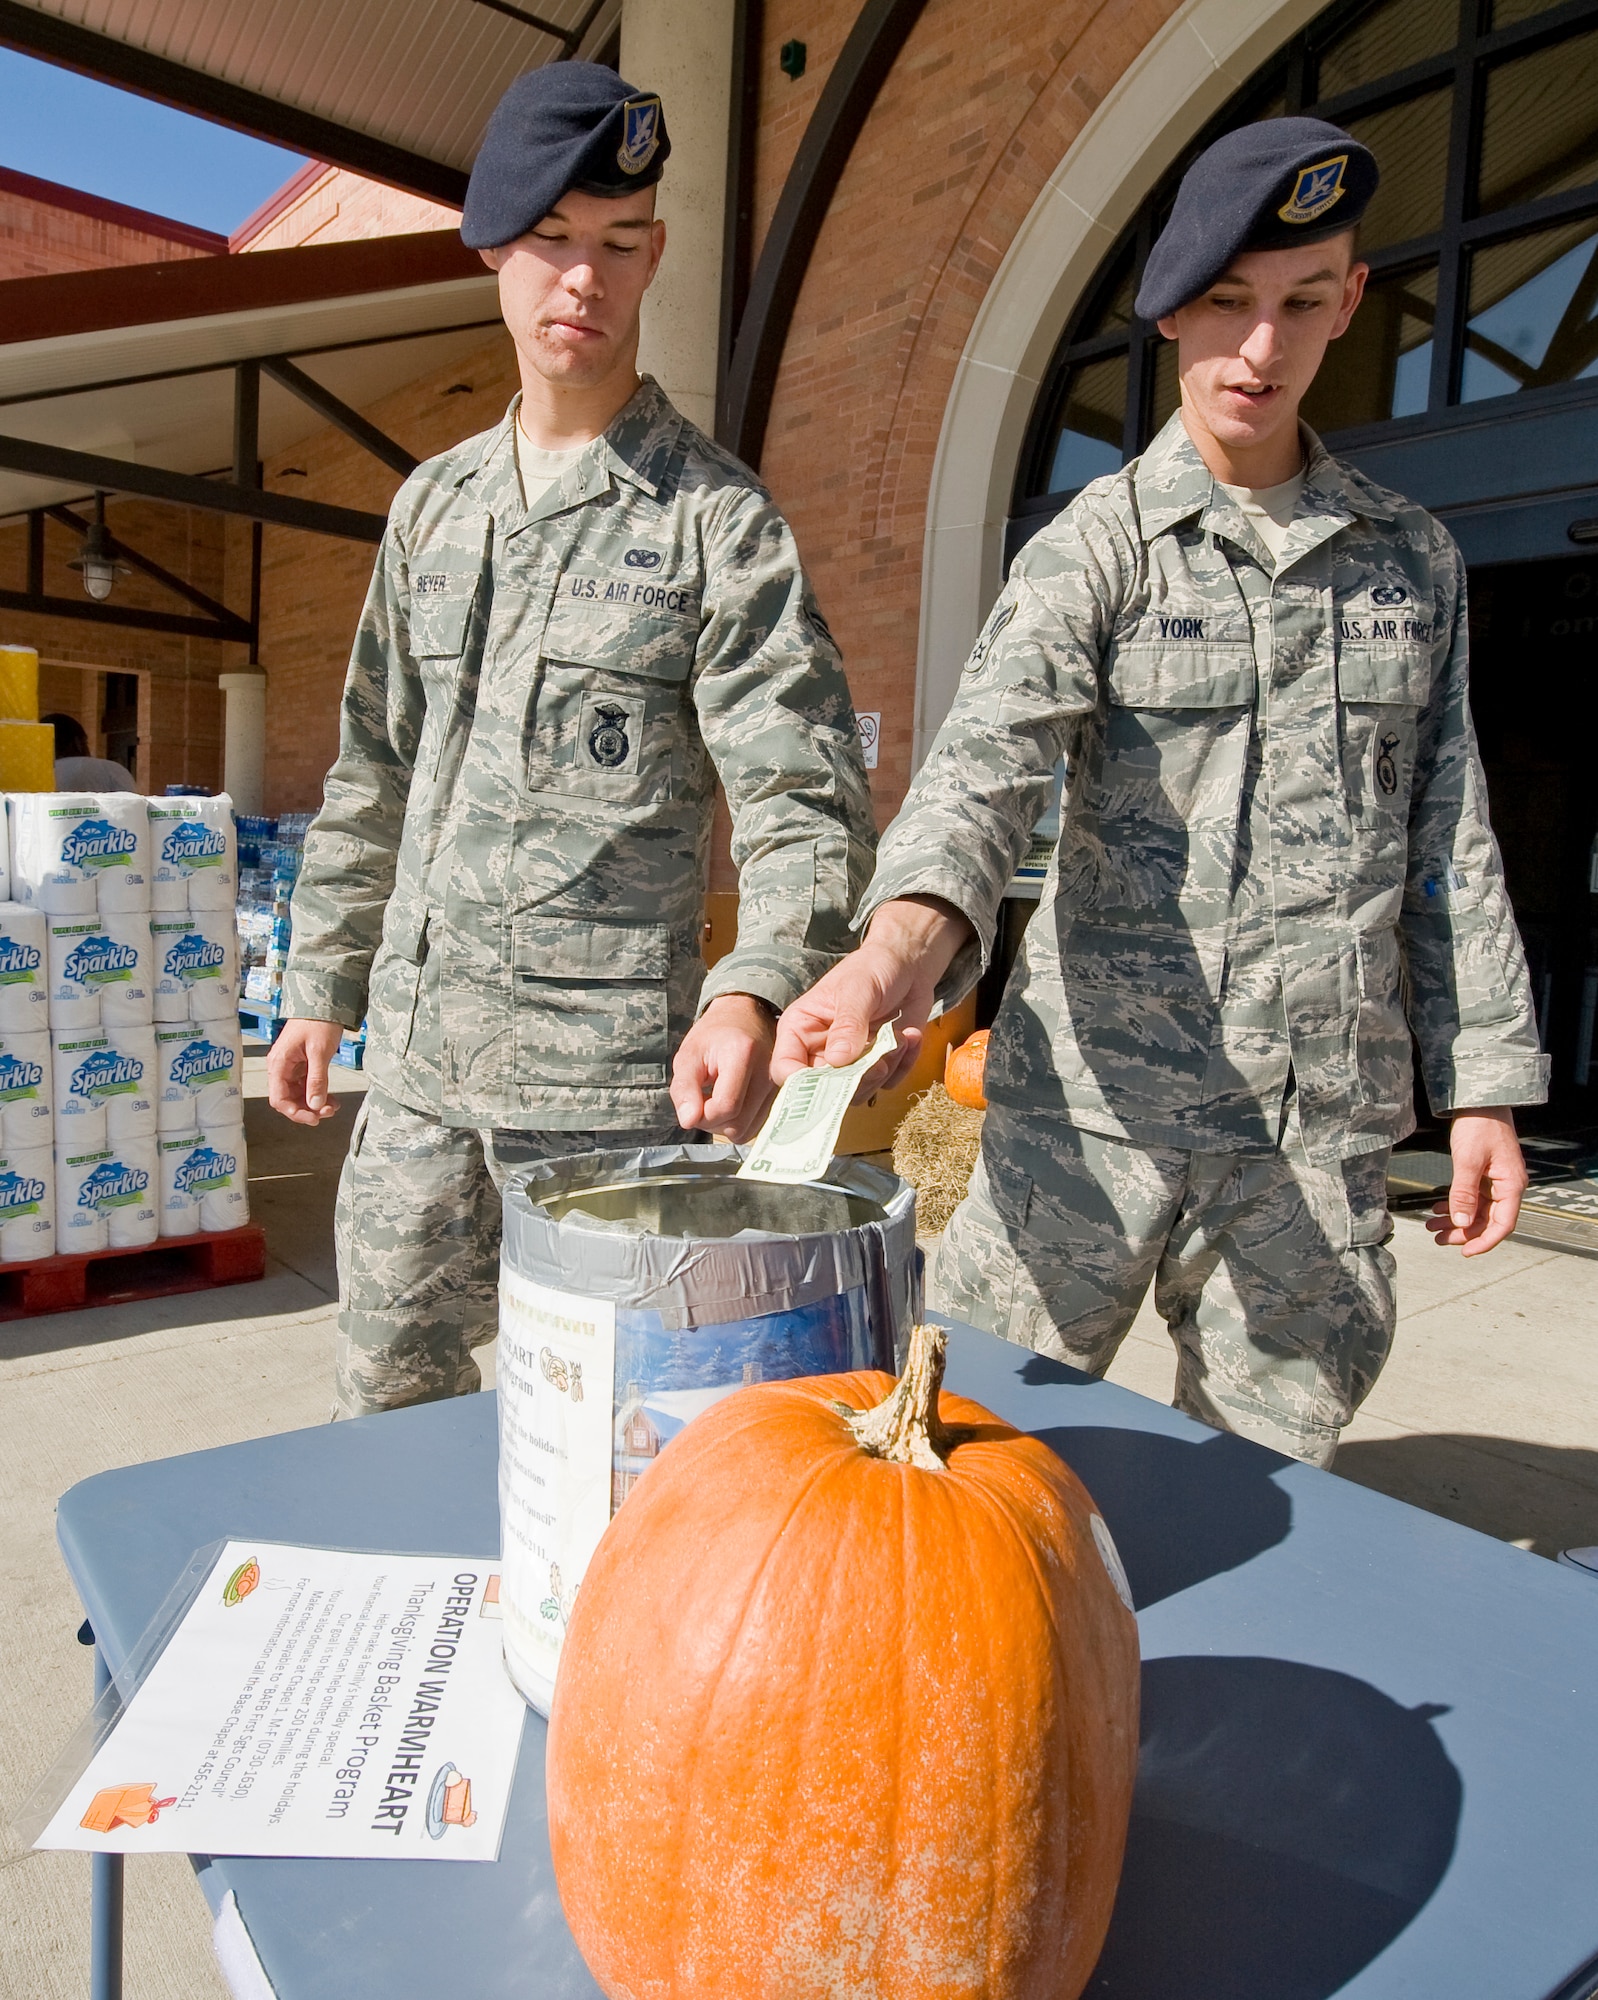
[55,1319,1598,2000]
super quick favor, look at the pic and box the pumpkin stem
[848,1322,959,1471]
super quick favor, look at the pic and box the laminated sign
[30,1542,525,1861]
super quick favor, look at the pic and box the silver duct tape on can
[502,1142,919,1337]
[497,1143,918,1714]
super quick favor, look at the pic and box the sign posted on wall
[34,1542,526,1861]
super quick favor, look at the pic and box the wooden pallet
[0,1225,267,1319]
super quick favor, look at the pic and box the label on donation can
[495,1271,617,1715]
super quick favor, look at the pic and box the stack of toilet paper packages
[0,792,248,1261]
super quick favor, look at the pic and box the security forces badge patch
[1278,154,1349,225]
[618,96,662,176]
[578,691,644,775]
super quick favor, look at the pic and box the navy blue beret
[1135,118,1378,321]
[462,63,671,250]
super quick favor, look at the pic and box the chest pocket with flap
[529,563,700,804]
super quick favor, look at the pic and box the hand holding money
[770,896,976,1099]
[739,1021,899,1185]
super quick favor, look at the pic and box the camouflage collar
[1134,412,1396,543]
[459,376,686,529]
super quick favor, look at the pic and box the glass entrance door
[1467,550,1598,1132]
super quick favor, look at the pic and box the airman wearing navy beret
[1136,116,1379,321]
[461,61,671,249]
[777,117,1545,1467]
[274,62,876,1418]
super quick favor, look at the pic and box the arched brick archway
[749,0,1318,817]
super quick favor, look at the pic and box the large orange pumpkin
[944,1028,990,1109]
[547,1323,1140,2000]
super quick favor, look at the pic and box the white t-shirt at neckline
[1217,469,1307,565]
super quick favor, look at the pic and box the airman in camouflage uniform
[274,67,875,1416]
[776,119,1546,1464]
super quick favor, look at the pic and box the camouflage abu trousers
[334,1085,680,1419]
[932,1105,1396,1466]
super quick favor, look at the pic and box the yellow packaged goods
[0,645,39,722]
[0,721,57,792]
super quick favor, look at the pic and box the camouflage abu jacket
[861,415,1547,1164]
[282,378,876,1129]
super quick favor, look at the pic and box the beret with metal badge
[462,61,671,250]
[1134,117,1379,322]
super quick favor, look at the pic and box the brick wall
[234,165,460,252]
[0,499,231,791]
[0,166,223,280]
[257,330,520,809]
[748,0,1184,831]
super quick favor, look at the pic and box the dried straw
[892,1083,985,1237]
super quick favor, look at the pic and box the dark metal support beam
[233,363,261,492]
[25,509,42,596]
[720,0,929,465]
[0,0,469,207]
[45,504,252,639]
[0,588,247,642]
[0,434,387,542]
[250,521,264,649]
[470,0,576,44]
[469,0,611,56]
[716,0,763,440]
[261,357,418,478]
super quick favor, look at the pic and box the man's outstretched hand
[771,897,975,1100]
[267,1018,346,1126]
[1425,1106,1528,1257]
[671,993,780,1143]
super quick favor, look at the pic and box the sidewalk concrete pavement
[3,1047,1595,1998]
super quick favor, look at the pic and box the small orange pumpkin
[944,1027,990,1108]
[547,1323,1140,2000]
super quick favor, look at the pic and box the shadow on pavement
[1086,1655,1462,1998]
[1336,1433,1598,1559]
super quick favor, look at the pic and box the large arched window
[1011,0,1598,555]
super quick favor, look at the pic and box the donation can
[497,1143,918,1714]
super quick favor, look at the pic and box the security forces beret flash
[1134,118,1378,322]
[462,62,670,250]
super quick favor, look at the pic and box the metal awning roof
[0,0,623,202]
[0,228,502,522]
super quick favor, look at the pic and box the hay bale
[893,1083,985,1237]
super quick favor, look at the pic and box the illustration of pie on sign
[427,1764,478,1836]
[80,1783,177,1833]
[222,1557,260,1606]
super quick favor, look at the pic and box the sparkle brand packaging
[47,913,153,1031]
[154,1021,243,1132]
[10,795,100,916]
[151,912,237,1023]
[149,795,236,913]
[82,793,151,913]
[0,900,49,1031]
[0,1027,52,1150]
[0,1141,53,1261]
[158,1124,249,1236]
[57,1139,159,1254]
[54,1028,157,1149]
